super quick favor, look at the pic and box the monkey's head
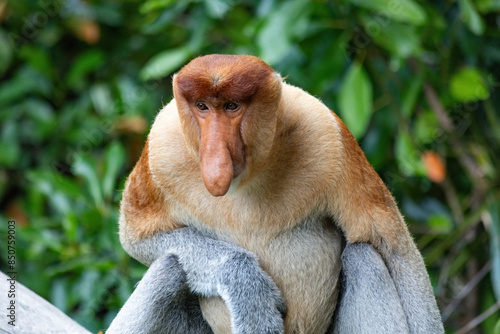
[173,54,282,197]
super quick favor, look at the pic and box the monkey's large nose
[200,137,234,197]
[197,111,245,196]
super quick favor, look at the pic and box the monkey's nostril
[232,161,245,178]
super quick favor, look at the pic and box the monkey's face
[173,54,282,197]
[187,98,247,197]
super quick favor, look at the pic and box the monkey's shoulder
[280,83,343,148]
[277,83,345,176]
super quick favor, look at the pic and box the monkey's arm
[328,115,444,334]
[119,227,285,334]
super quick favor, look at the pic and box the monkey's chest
[199,218,343,334]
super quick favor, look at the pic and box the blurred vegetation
[0,0,499,333]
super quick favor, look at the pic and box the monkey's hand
[122,227,285,334]
[217,252,286,334]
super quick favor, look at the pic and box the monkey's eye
[225,102,240,111]
[196,102,209,111]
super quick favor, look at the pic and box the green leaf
[0,31,13,75]
[73,156,104,208]
[47,257,115,276]
[203,0,233,18]
[51,279,68,312]
[338,62,373,139]
[494,319,500,334]
[395,130,425,176]
[362,108,394,169]
[23,99,57,139]
[18,45,54,79]
[459,0,486,35]
[450,67,489,102]
[258,16,290,64]
[102,141,126,200]
[90,83,114,115]
[116,76,140,115]
[0,121,20,168]
[0,141,19,168]
[0,76,28,106]
[350,0,427,25]
[26,169,82,201]
[0,68,50,105]
[62,214,78,243]
[76,270,100,301]
[428,214,453,233]
[141,2,188,34]
[67,50,105,90]
[414,110,439,145]
[38,230,64,253]
[140,0,176,13]
[477,0,500,13]
[401,75,423,118]
[361,17,421,58]
[26,169,80,215]
[258,0,308,65]
[139,47,192,81]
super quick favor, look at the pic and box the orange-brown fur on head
[174,54,276,103]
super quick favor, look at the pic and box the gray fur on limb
[386,245,444,333]
[107,254,213,334]
[0,271,91,334]
[110,231,444,334]
[332,243,444,334]
[113,227,285,334]
[332,243,410,334]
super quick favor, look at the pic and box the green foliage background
[1,0,499,333]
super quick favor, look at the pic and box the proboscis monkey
[108,54,444,334]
